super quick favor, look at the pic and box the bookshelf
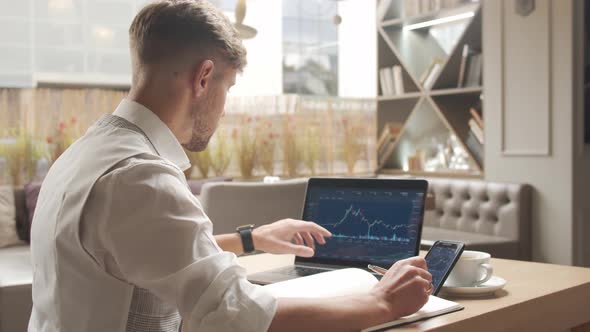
[376,0,483,177]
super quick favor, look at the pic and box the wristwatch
[236,224,255,253]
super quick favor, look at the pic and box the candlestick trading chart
[304,187,425,265]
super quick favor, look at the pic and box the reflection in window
[283,0,339,96]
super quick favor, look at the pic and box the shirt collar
[113,98,191,171]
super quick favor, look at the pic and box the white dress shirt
[29,99,277,332]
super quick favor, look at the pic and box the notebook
[263,268,463,331]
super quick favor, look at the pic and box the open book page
[362,296,463,332]
[261,268,462,331]
[262,268,378,298]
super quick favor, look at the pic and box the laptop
[248,177,428,285]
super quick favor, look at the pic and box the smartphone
[425,240,465,295]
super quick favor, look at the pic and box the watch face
[237,224,255,231]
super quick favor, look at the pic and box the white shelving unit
[376,0,483,177]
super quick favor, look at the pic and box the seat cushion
[0,186,23,248]
[23,181,42,243]
[14,188,28,242]
[0,245,32,332]
[0,245,32,287]
[187,176,232,196]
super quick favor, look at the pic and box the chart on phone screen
[427,246,458,289]
[304,187,424,265]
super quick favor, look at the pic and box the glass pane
[282,0,339,96]
[0,19,30,45]
[34,0,83,22]
[35,48,84,73]
[0,47,31,72]
[35,22,84,48]
[87,51,131,75]
[86,24,129,49]
[87,0,134,26]
[0,0,30,18]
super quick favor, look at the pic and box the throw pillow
[24,181,42,243]
[0,186,24,248]
[14,189,28,241]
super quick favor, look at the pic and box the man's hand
[252,219,332,257]
[370,256,433,319]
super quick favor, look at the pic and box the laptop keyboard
[274,266,328,277]
[272,266,383,280]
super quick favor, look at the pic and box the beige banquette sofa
[200,177,532,260]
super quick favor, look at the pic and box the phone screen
[425,241,464,294]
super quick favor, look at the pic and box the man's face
[182,65,236,152]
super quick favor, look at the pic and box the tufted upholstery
[199,178,308,235]
[421,177,532,260]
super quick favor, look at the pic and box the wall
[228,0,283,97]
[483,0,579,264]
[338,0,377,98]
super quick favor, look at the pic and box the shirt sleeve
[91,159,277,332]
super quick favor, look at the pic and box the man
[29,1,432,331]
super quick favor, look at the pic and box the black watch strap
[237,225,255,253]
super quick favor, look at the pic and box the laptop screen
[298,178,426,268]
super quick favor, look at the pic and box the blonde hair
[129,0,247,72]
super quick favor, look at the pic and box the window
[283,0,339,96]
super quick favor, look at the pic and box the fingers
[285,219,331,248]
[409,276,432,302]
[282,242,314,257]
[291,220,332,237]
[389,265,432,286]
[395,256,427,270]
[301,232,315,250]
[293,233,304,246]
[311,231,326,245]
[417,277,432,298]
[412,265,432,283]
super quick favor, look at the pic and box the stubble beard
[182,116,213,152]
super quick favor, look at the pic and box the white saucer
[441,276,507,297]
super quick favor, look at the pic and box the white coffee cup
[444,250,493,287]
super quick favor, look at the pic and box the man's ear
[192,59,215,98]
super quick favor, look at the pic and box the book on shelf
[392,65,405,95]
[377,122,403,151]
[469,107,484,129]
[379,68,389,96]
[468,118,484,144]
[457,44,470,87]
[465,52,482,87]
[377,139,397,168]
[423,63,442,90]
[420,60,435,84]
[263,268,463,332]
[377,122,403,168]
[379,65,405,96]
[465,130,483,166]
[420,58,445,90]
[403,0,469,17]
[403,0,420,17]
[403,0,443,17]
[384,67,395,96]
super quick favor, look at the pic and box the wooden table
[238,253,590,332]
